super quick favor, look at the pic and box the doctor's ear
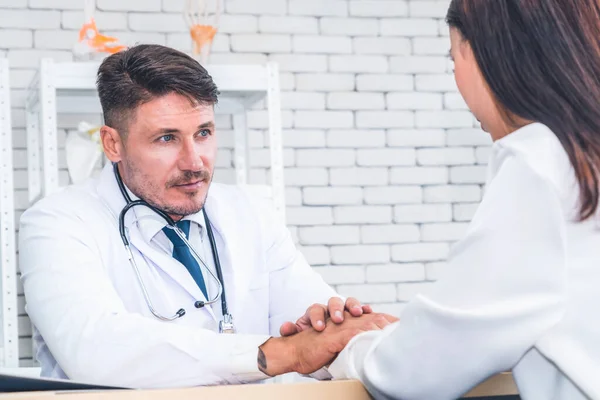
[101,125,124,163]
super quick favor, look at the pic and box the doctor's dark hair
[446,0,600,221]
[96,44,219,136]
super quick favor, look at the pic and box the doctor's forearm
[32,310,272,387]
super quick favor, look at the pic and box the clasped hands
[258,297,399,377]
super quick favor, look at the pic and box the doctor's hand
[279,297,373,337]
[260,311,398,377]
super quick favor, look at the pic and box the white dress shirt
[330,123,599,400]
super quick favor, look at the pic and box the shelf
[42,92,259,115]
[0,58,20,367]
[26,63,270,115]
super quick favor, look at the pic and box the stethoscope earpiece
[194,301,205,309]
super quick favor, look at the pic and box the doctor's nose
[178,140,205,171]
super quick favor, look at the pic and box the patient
[304,1,600,399]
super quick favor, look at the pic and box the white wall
[0,0,493,366]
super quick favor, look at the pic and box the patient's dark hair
[96,44,219,137]
[447,0,600,221]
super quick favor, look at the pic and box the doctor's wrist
[258,337,297,377]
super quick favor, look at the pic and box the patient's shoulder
[489,123,578,216]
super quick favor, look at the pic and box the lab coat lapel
[203,190,255,323]
[95,163,216,321]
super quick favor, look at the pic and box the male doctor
[18,44,396,388]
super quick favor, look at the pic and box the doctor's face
[114,93,217,219]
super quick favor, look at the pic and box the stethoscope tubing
[113,163,229,321]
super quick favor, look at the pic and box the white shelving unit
[0,58,20,368]
[25,59,286,222]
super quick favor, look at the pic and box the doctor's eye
[158,134,175,143]
[199,129,211,137]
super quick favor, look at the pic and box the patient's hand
[279,297,373,337]
[259,311,399,376]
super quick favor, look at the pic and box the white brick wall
[303,187,363,205]
[97,0,161,12]
[321,18,379,36]
[296,73,355,91]
[331,245,391,265]
[354,37,411,56]
[293,35,352,54]
[225,0,287,15]
[259,16,319,34]
[327,92,385,110]
[367,263,425,282]
[298,225,360,245]
[1,0,492,366]
[381,18,438,37]
[409,1,451,18]
[356,110,414,128]
[356,74,413,92]
[390,55,447,73]
[334,205,392,224]
[356,148,415,166]
[349,1,408,18]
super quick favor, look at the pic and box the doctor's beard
[121,159,213,218]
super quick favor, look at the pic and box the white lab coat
[18,163,337,388]
[329,123,600,400]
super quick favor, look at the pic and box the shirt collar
[131,194,208,245]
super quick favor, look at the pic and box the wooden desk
[464,373,518,398]
[0,373,517,399]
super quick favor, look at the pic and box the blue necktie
[162,220,208,299]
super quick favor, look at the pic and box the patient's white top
[330,123,599,400]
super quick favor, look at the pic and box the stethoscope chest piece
[219,314,236,334]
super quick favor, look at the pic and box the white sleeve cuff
[228,334,272,382]
[328,330,378,380]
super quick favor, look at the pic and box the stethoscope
[114,163,235,334]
